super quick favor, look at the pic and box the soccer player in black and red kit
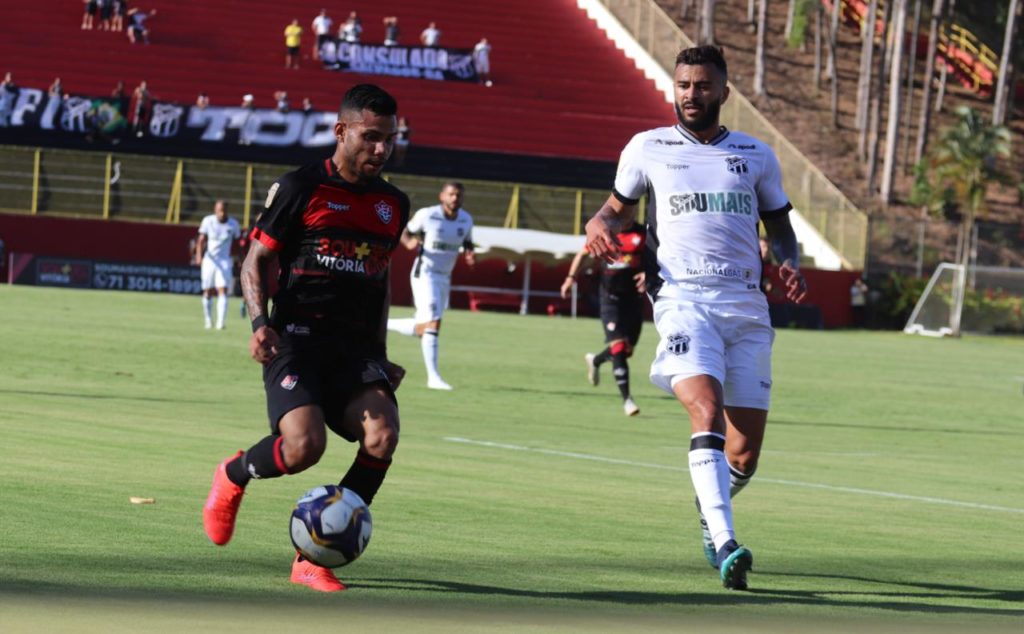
[202,84,411,592]
[561,222,647,417]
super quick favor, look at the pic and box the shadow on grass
[348,575,1023,617]
[4,558,1021,620]
[0,388,216,405]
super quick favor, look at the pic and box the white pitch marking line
[443,437,1024,515]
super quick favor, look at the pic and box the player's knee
[283,433,326,472]
[361,421,398,459]
[609,340,630,357]
[678,393,723,430]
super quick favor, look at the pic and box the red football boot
[290,554,347,592]
[202,451,245,545]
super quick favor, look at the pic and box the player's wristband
[251,315,269,332]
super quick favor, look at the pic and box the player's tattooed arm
[585,194,637,262]
[763,214,808,303]
[241,240,276,324]
[762,214,800,269]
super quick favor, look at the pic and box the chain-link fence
[596,0,869,269]
[0,145,611,234]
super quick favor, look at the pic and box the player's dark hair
[442,181,464,192]
[339,84,398,117]
[675,46,728,80]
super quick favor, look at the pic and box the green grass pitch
[1,285,1022,633]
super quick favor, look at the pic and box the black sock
[611,351,631,400]
[225,434,289,486]
[593,347,612,366]
[339,451,392,506]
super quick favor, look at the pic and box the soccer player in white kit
[387,182,474,390]
[586,46,808,590]
[195,199,242,329]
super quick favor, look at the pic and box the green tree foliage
[911,106,1012,237]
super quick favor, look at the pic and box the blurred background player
[585,46,808,591]
[561,223,646,416]
[202,84,410,593]
[194,199,241,330]
[387,182,474,390]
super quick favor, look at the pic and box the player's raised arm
[241,240,280,363]
[585,194,636,262]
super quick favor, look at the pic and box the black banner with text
[9,254,201,294]
[320,41,478,82]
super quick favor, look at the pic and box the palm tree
[855,0,880,138]
[913,0,946,165]
[881,0,909,203]
[911,107,1012,335]
[992,0,1022,125]
[699,0,717,45]
[913,106,1012,257]
[754,0,768,95]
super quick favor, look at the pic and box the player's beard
[674,99,722,134]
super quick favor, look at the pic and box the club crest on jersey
[375,200,393,224]
[667,333,691,355]
[280,374,299,391]
[725,156,748,174]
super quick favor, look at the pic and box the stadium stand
[0,0,672,162]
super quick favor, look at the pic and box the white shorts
[649,292,774,410]
[201,256,232,291]
[410,271,451,323]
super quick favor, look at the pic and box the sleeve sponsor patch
[265,182,280,209]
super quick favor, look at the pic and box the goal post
[904,263,1024,337]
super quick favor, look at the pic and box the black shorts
[263,332,396,442]
[287,45,299,55]
[86,1,97,14]
[317,34,330,47]
[600,291,643,347]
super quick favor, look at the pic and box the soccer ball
[289,485,372,568]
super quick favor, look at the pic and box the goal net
[904,263,1024,336]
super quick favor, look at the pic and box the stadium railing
[594,0,868,270]
[0,145,617,235]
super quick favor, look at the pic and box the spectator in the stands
[274,91,290,113]
[339,11,362,43]
[311,9,332,61]
[284,18,303,69]
[97,0,113,31]
[393,116,411,166]
[302,97,314,113]
[42,77,65,127]
[111,80,129,113]
[196,92,210,110]
[112,0,128,32]
[473,37,493,87]
[420,22,441,47]
[48,77,64,100]
[82,0,97,30]
[127,7,155,44]
[130,80,151,137]
[0,73,18,127]
[239,94,255,145]
[383,16,400,46]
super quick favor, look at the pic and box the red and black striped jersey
[250,158,411,350]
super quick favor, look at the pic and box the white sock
[729,464,754,499]
[421,329,441,381]
[202,296,213,324]
[216,294,228,327]
[688,433,734,552]
[388,318,416,336]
